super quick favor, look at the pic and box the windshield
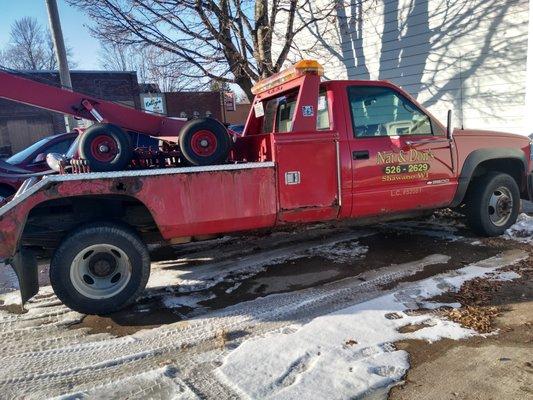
[6,137,52,164]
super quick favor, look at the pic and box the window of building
[348,86,432,137]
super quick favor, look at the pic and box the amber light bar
[251,60,324,95]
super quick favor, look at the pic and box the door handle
[353,150,369,160]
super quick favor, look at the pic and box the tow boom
[0,70,186,136]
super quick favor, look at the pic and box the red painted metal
[274,131,339,222]
[90,134,118,162]
[0,166,278,259]
[190,130,218,157]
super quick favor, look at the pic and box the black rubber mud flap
[9,248,39,305]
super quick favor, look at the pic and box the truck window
[277,99,296,133]
[348,86,432,137]
[316,92,330,130]
[261,89,330,133]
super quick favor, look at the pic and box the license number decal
[383,163,430,175]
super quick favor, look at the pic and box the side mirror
[33,153,46,163]
[446,109,453,140]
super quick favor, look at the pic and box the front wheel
[50,222,150,314]
[465,172,520,236]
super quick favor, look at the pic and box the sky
[0,0,100,69]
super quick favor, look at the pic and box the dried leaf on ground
[442,305,500,333]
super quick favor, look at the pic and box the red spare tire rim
[90,134,119,162]
[190,130,217,157]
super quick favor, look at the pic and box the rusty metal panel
[274,132,339,222]
[136,166,277,238]
[0,163,277,259]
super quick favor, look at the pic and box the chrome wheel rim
[70,244,132,299]
[488,186,513,227]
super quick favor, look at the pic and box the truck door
[346,85,456,217]
[266,90,340,223]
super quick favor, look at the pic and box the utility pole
[45,0,76,131]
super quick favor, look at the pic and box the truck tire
[50,222,150,315]
[179,118,231,166]
[465,172,520,236]
[79,123,132,172]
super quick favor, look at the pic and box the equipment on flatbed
[0,68,232,172]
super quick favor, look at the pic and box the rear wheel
[179,118,231,165]
[79,123,132,172]
[465,172,520,236]
[50,222,150,314]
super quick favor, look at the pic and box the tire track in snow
[0,252,452,398]
[0,222,517,399]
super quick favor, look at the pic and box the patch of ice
[418,301,462,310]
[216,250,528,400]
[0,290,20,306]
[488,270,521,282]
[306,240,368,263]
[54,366,199,400]
[0,263,19,295]
[225,282,242,294]
[505,213,533,243]
[162,292,216,309]
[148,231,374,294]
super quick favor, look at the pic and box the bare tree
[1,17,76,71]
[99,42,200,92]
[67,0,336,100]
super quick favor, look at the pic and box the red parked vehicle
[0,132,77,198]
[0,60,531,314]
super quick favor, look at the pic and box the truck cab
[240,60,531,224]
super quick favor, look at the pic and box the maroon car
[0,132,77,198]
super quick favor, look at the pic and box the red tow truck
[0,60,531,314]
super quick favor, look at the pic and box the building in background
[164,91,222,120]
[284,0,530,135]
[0,71,140,155]
[142,90,250,125]
[224,101,251,125]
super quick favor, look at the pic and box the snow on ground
[487,270,522,281]
[0,261,19,294]
[216,251,528,400]
[54,366,199,400]
[505,213,533,243]
[147,231,373,294]
[306,241,368,263]
[145,232,372,310]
